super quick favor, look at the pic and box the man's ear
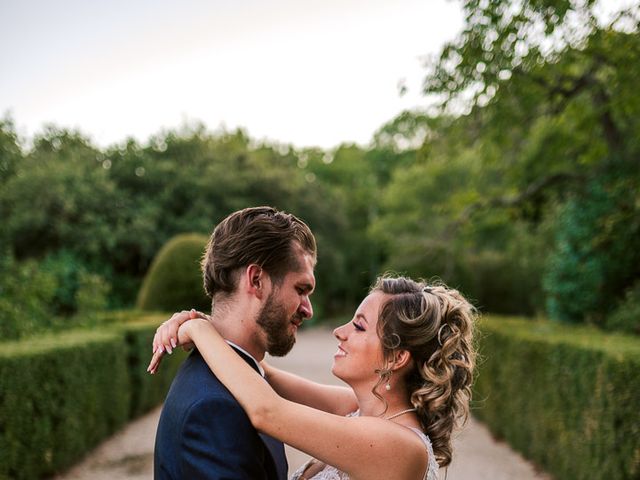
[390,349,412,372]
[245,264,267,299]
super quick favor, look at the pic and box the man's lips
[291,317,303,327]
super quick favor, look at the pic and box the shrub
[543,174,640,327]
[0,314,187,479]
[117,318,189,417]
[474,316,640,480]
[459,248,544,315]
[0,330,129,479]
[0,252,57,339]
[136,233,210,313]
[74,271,110,321]
[40,250,112,317]
[606,281,640,335]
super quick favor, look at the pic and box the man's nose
[299,296,313,319]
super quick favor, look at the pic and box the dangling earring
[376,368,392,392]
[384,370,392,391]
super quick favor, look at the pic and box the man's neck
[209,304,266,362]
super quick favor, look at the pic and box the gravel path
[54,328,551,479]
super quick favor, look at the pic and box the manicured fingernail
[158,346,164,353]
[171,339,177,348]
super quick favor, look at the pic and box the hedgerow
[0,314,186,479]
[474,316,640,480]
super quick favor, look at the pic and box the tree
[373,0,640,322]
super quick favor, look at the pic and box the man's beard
[256,290,298,357]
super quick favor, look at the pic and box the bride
[148,276,476,479]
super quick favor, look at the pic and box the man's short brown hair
[201,206,316,298]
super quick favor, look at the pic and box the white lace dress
[290,426,438,480]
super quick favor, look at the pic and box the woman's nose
[333,323,347,340]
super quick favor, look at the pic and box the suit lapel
[230,346,289,480]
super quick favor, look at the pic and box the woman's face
[331,291,388,386]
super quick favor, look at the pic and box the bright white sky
[0,0,464,149]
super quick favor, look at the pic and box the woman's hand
[147,309,210,374]
[152,309,210,354]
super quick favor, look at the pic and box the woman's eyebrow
[356,313,369,324]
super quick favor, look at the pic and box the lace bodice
[290,426,438,480]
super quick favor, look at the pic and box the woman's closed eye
[352,321,365,332]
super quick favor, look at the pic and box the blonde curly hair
[372,276,477,468]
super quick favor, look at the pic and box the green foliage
[370,115,550,315]
[0,315,186,479]
[0,120,365,315]
[369,0,640,329]
[475,316,640,480]
[75,271,111,320]
[40,250,111,317]
[0,252,57,339]
[2,1,638,334]
[544,173,640,325]
[607,281,640,335]
[137,233,210,313]
[0,330,129,479]
[0,117,22,185]
[118,319,188,417]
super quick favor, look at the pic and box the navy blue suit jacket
[154,347,288,480]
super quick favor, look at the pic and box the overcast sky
[0,0,465,149]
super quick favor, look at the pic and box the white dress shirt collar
[225,340,265,377]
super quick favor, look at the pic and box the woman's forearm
[264,364,357,415]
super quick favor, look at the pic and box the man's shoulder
[167,349,232,400]
[157,351,250,438]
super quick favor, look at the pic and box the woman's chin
[331,364,351,385]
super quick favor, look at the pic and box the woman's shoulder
[407,428,439,480]
[348,410,427,450]
[347,413,432,477]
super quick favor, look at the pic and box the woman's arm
[149,309,357,415]
[150,319,428,479]
[151,309,209,355]
[262,363,357,416]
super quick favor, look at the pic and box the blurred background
[1,0,639,479]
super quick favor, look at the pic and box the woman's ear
[390,349,412,372]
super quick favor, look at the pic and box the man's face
[256,250,315,356]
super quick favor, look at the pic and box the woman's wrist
[179,319,199,345]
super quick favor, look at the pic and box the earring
[376,368,392,392]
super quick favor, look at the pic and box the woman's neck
[352,383,413,419]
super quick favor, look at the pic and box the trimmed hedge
[0,315,186,479]
[136,233,210,313]
[118,319,187,418]
[474,316,640,480]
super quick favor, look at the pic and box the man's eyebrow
[356,313,369,324]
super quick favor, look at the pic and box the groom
[154,206,316,479]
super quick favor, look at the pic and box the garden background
[1,1,639,479]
